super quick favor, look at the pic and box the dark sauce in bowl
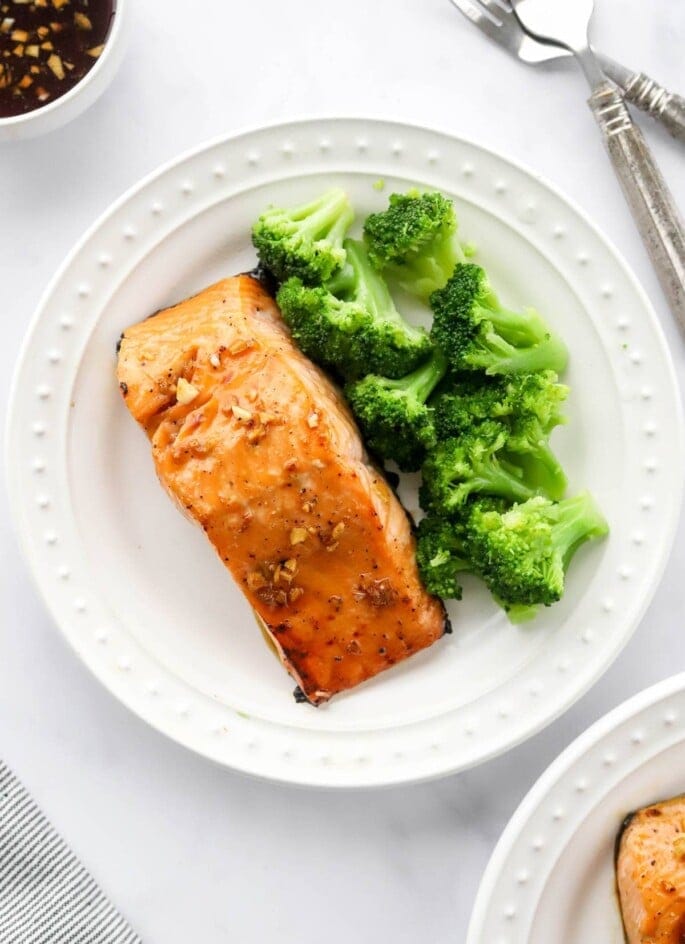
[0,0,114,118]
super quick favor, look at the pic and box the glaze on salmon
[116,275,447,704]
[617,795,685,943]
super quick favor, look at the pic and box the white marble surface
[1,1,684,941]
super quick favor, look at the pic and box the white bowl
[0,0,128,142]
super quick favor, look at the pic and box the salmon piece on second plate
[617,795,685,943]
[116,275,447,704]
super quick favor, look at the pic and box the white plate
[467,672,685,943]
[6,119,683,788]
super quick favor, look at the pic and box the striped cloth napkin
[0,762,141,944]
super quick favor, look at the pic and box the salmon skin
[117,275,447,704]
[617,795,685,943]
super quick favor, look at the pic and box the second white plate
[468,673,685,943]
[6,118,684,786]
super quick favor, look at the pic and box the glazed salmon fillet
[117,275,447,704]
[617,795,685,943]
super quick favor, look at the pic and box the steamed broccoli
[252,188,354,284]
[277,238,432,380]
[420,421,538,516]
[433,372,569,500]
[363,191,466,300]
[430,264,568,375]
[464,492,608,612]
[415,514,471,599]
[345,349,447,471]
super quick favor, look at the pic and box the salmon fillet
[617,795,685,943]
[116,275,447,704]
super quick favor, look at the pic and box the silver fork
[512,0,685,326]
[449,0,685,144]
[450,0,685,328]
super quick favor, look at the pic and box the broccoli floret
[430,264,568,375]
[252,188,354,284]
[433,372,569,499]
[277,277,369,375]
[464,492,609,612]
[433,376,507,436]
[345,349,447,471]
[420,421,538,516]
[415,514,470,599]
[506,371,569,434]
[363,191,466,300]
[434,371,567,437]
[277,239,432,380]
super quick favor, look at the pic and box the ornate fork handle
[621,71,685,144]
[589,83,685,329]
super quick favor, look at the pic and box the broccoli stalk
[505,420,568,501]
[419,421,538,516]
[465,492,609,615]
[252,188,354,284]
[363,191,466,300]
[430,264,568,375]
[345,349,447,471]
[415,515,471,599]
[339,240,431,352]
[498,603,540,624]
[277,238,432,380]
[501,374,568,499]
